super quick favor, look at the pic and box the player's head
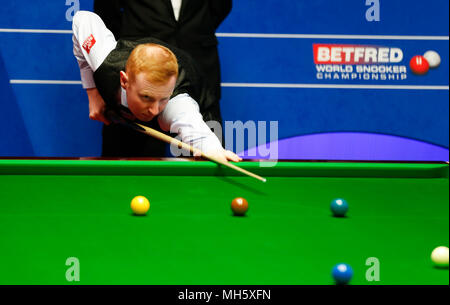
[120,43,178,121]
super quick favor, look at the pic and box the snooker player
[72,11,241,162]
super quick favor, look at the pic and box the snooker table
[0,158,448,285]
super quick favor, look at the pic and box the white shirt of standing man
[171,0,182,21]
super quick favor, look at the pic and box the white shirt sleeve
[72,25,96,89]
[158,93,223,153]
[72,11,117,89]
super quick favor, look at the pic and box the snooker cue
[134,122,267,183]
[105,110,267,182]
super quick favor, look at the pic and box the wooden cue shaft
[135,123,267,182]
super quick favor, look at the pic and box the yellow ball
[431,246,449,268]
[130,196,150,215]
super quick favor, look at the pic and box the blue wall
[0,0,448,159]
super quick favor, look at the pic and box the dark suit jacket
[93,0,232,123]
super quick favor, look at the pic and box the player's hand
[222,150,242,162]
[86,88,111,125]
[195,149,243,163]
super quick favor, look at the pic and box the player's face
[121,72,176,122]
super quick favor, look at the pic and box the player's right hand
[86,88,111,125]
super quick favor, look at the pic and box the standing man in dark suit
[93,0,232,127]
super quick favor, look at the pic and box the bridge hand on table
[194,149,242,163]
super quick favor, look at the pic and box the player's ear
[120,71,129,89]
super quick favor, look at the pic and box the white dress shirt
[171,0,182,21]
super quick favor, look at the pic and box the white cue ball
[423,50,441,68]
[431,246,449,268]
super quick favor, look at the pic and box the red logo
[82,34,96,54]
[313,44,403,65]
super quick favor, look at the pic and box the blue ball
[332,263,353,285]
[330,198,348,217]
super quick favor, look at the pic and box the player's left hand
[195,149,243,163]
[222,150,243,162]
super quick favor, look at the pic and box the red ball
[231,197,248,216]
[409,55,430,75]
